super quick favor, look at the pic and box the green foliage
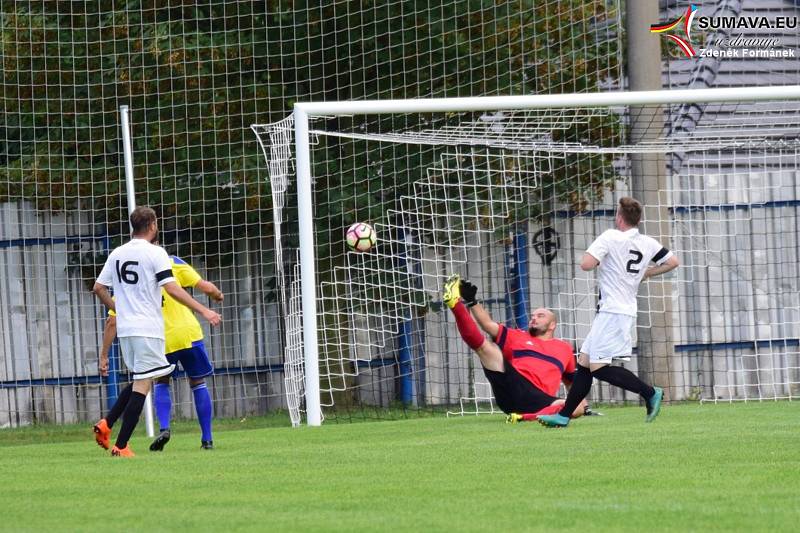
[303,0,623,250]
[1,1,279,242]
[1,0,621,258]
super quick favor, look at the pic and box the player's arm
[93,258,116,311]
[99,315,116,377]
[459,280,500,338]
[155,250,221,325]
[92,282,116,312]
[195,279,224,302]
[174,258,224,302]
[580,252,600,271]
[162,281,222,326]
[644,251,680,279]
[469,303,500,339]
[581,232,608,271]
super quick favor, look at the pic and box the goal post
[294,108,323,427]
[262,85,800,426]
[119,104,155,438]
[292,85,800,116]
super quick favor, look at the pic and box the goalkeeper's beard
[528,325,546,337]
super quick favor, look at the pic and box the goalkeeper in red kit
[443,274,587,422]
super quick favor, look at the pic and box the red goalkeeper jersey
[494,324,576,397]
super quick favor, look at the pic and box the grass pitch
[0,402,798,532]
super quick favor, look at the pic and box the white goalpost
[119,105,155,438]
[255,85,800,427]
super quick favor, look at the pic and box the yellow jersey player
[152,255,223,450]
[97,252,223,451]
[92,207,221,457]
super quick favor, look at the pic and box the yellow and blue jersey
[163,256,204,354]
[109,256,205,355]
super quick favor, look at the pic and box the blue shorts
[166,340,214,379]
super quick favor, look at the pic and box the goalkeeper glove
[460,279,479,307]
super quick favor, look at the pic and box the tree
[1,0,620,262]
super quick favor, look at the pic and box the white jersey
[96,238,175,339]
[586,228,673,317]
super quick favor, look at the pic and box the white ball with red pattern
[345,222,377,252]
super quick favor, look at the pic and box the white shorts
[119,336,175,380]
[580,312,635,364]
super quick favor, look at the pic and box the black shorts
[483,360,557,414]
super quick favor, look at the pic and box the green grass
[0,402,798,532]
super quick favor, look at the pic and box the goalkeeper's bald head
[528,307,558,339]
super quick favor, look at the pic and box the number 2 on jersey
[626,250,643,274]
[116,260,140,284]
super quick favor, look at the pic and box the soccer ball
[345,222,377,252]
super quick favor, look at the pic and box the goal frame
[292,85,800,426]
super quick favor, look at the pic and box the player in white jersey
[91,206,221,457]
[538,197,679,428]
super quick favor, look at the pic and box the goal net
[0,0,624,428]
[254,88,800,425]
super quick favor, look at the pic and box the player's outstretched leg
[646,386,663,422]
[591,365,662,422]
[507,404,562,424]
[443,275,486,353]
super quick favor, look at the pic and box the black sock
[114,391,146,449]
[592,365,655,399]
[558,365,593,418]
[105,383,133,428]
